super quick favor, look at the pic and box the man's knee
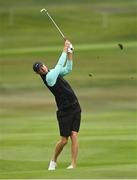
[71,131,78,138]
[61,137,68,146]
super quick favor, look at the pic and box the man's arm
[59,52,73,76]
[67,51,73,61]
[46,40,70,87]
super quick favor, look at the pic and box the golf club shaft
[43,10,66,40]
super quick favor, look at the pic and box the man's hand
[63,40,71,52]
[63,40,73,60]
[63,40,74,53]
[68,44,74,53]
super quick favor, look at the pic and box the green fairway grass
[0,0,137,179]
[0,111,136,179]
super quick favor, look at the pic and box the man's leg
[48,136,68,170]
[52,136,68,162]
[48,137,68,170]
[69,131,78,168]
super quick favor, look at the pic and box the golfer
[33,40,81,170]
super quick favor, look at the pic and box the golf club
[40,9,66,41]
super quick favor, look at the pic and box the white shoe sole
[48,168,56,171]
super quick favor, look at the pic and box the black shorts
[56,109,81,137]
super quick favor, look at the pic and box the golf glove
[68,44,74,53]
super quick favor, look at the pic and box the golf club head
[40,9,47,13]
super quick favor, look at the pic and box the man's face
[38,65,48,75]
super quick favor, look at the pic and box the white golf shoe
[48,160,57,170]
[66,164,74,169]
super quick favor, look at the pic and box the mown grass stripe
[0,163,135,175]
[0,41,136,56]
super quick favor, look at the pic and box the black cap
[33,62,43,72]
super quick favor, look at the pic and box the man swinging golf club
[33,40,81,170]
